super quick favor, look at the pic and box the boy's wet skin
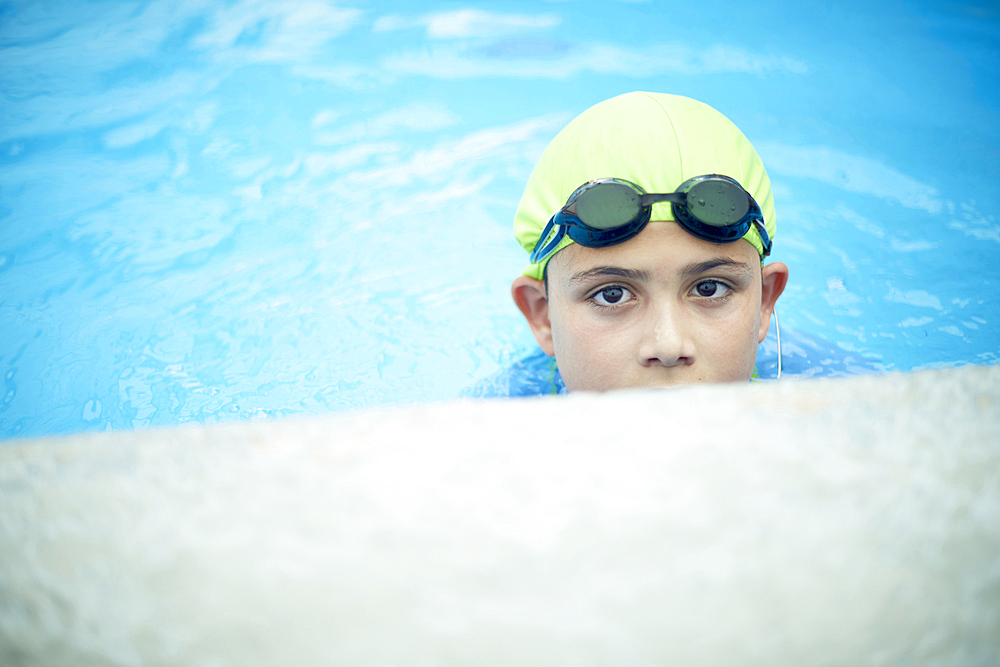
[513,222,788,392]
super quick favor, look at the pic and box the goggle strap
[753,219,772,257]
[530,218,567,264]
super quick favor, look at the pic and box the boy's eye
[591,285,633,306]
[693,280,730,298]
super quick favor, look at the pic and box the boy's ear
[758,261,790,343]
[511,276,555,357]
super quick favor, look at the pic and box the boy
[508,92,788,393]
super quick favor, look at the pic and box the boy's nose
[637,304,696,368]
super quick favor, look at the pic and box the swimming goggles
[530,174,772,264]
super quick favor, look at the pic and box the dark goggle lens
[683,180,750,227]
[571,182,641,229]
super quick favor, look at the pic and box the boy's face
[513,222,788,392]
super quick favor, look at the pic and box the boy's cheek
[550,322,619,391]
[701,306,760,376]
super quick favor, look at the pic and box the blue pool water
[1,0,998,440]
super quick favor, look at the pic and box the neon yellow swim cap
[514,92,776,280]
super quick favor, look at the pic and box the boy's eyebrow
[567,259,753,286]
[567,266,653,285]
[680,258,755,280]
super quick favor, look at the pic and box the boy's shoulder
[465,327,882,398]
[463,348,565,398]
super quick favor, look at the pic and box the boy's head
[511,92,788,392]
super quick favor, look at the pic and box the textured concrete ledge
[1,365,998,666]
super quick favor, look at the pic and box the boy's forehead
[549,223,759,284]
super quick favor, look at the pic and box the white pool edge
[2,365,998,666]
